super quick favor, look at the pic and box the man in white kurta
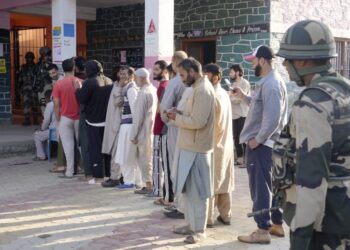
[203,63,234,227]
[167,58,216,244]
[114,66,141,188]
[131,68,157,194]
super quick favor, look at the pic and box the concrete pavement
[0,155,289,250]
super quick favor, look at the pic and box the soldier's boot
[237,229,271,244]
[22,115,31,126]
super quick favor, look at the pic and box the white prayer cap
[134,68,150,79]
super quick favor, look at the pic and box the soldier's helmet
[39,46,51,56]
[277,20,337,60]
[25,51,35,59]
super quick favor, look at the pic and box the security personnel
[35,46,52,104]
[275,20,350,249]
[18,51,39,126]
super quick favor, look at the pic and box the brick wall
[217,32,270,84]
[0,29,11,121]
[87,4,145,76]
[174,0,270,32]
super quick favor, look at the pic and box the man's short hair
[178,57,202,73]
[167,64,174,74]
[47,64,58,71]
[74,57,86,71]
[203,63,222,78]
[230,64,244,77]
[120,65,135,76]
[154,60,168,71]
[62,58,75,72]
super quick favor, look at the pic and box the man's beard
[185,76,196,87]
[230,76,237,82]
[254,64,262,77]
[153,73,163,81]
[52,75,59,81]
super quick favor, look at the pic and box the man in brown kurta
[203,64,234,227]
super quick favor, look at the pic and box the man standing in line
[233,45,287,244]
[101,69,124,188]
[203,64,234,228]
[52,58,81,178]
[167,58,216,244]
[114,66,141,189]
[228,64,250,167]
[160,51,188,219]
[151,60,170,200]
[131,68,158,195]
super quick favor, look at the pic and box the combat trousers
[246,145,283,230]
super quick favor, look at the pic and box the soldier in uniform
[18,51,39,126]
[274,20,350,249]
[36,46,53,113]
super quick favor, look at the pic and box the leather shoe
[164,209,184,219]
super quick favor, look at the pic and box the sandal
[184,233,206,244]
[173,225,193,235]
[154,198,165,205]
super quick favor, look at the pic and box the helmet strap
[297,62,333,77]
[285,60,305,87]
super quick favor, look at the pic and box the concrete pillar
[51,0,76,64]
[144,0,174,73]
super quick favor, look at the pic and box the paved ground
[0,155,289,250]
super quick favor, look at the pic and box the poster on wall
[0,58,6,74]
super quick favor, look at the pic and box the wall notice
[0,58,6,73]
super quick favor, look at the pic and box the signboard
[174,23,269,39]
[53,26,61,37]
[63,23,75,37]
[0,59,6,73]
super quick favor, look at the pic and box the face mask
[254,64,262,77]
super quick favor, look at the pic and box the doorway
[12,27,47,106]
[181,38,216,65]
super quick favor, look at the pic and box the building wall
[217,32,269,84]
[0,29,11,120]
[86,4,144,77]
[175,0,271,84]
[175,0,270,32]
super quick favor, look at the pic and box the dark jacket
[75,60,112,123]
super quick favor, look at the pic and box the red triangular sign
[148,19,156,33]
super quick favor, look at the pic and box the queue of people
[30,19,350,249]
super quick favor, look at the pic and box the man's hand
[248,138,260,150]
[231,87,245,100]
[166,110,177,120]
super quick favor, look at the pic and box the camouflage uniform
[18,52,39,125]
[36,46,53,112]
[274,20,350,250]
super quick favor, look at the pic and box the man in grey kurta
[167,58,216,244]
[160,51,187,218]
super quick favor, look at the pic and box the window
[331,39,350,78]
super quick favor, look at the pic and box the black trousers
[232,117,246,158]
[87,124,110,178]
